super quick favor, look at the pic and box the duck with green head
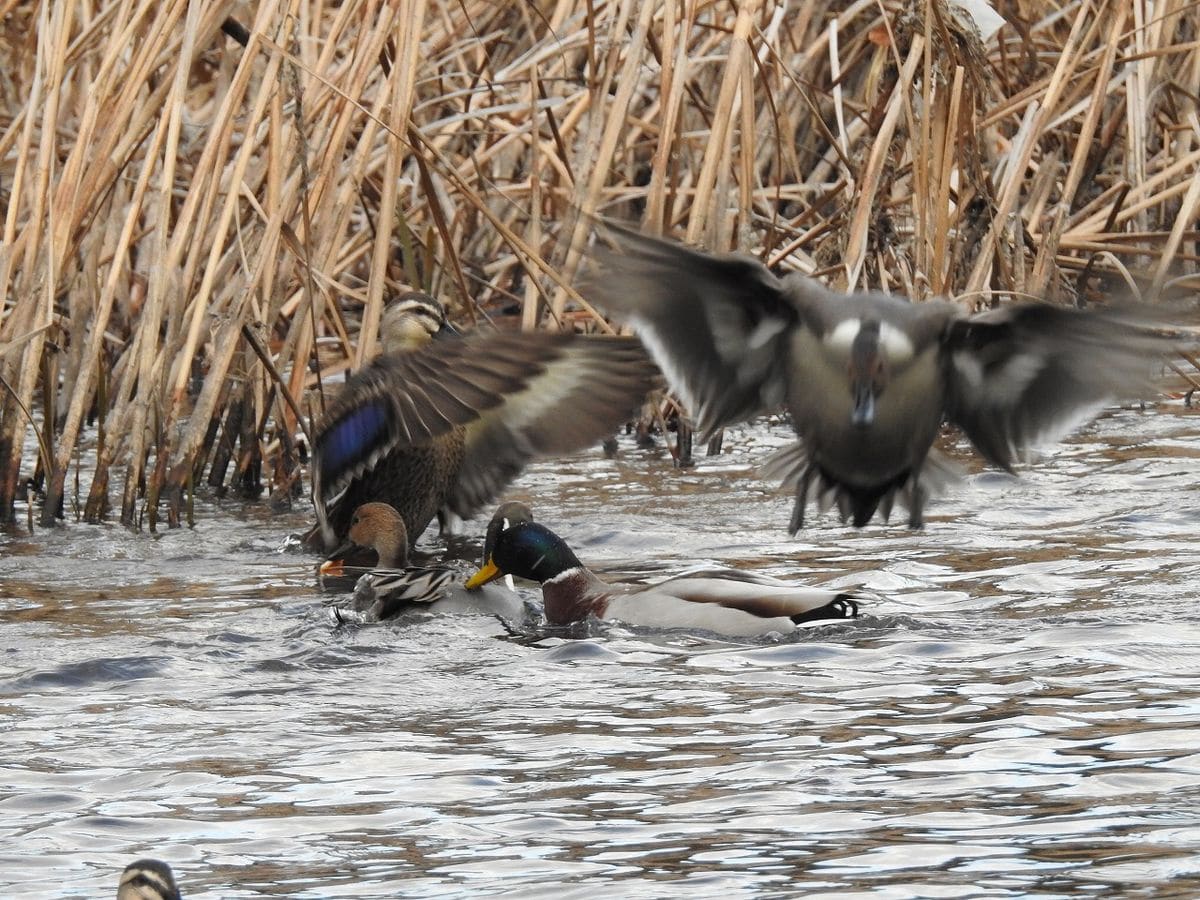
[466,518,869,637]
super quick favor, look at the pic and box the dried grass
[1,0,1197,529]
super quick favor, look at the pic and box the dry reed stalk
[0,0,1197,532]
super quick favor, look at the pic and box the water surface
[2,406,1199,898]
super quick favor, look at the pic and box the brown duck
[319,501,532,622]
[308,292,659,551]
[117,859,181,900]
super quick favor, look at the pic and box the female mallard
[465,520,867,637]
[117,859,180,900]
[320,501,532,622]
[590,225,1169,529]
[308,292,659,552]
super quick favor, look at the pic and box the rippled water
[3,406,1200,898]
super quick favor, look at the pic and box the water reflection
[1,407,1199,896]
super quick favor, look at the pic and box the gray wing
[312,331,576,536]
[944,303,1168,471]
[443,336,661,519]
[587,225,815,436]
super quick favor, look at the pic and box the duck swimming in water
[117,859,180,900]
[308,291,659,551]
[320,501,532,622]
[466,519,869,638]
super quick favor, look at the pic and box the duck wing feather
[588,225,822,437]
[645,568,866,619]
[312,331,578,542]
[443,335,661,520]
[944,303,1168,471]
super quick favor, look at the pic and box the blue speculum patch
[321,401,392,474]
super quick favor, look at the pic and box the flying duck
[589,226,1169,529]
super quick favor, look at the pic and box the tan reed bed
[0,0,1197,531]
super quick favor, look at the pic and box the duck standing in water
[308,291,659,552]
[117,859,181,900]
[320,501,533,622]
[589,226,1170,529]
[466,519,868,637]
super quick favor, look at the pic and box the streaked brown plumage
[307,292,659,551]
[117,859,180,900]
[319,501,531,622]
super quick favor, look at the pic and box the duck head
[117,859,181,900]
[320,502,410,574]
[380,291,453,350]
[466,521,582,588]
[483,501,534,568]
[828,316,916,428]
[847,320,885,427]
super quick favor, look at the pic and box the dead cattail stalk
[0,0,1196,531]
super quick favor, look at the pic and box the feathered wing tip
[650,568,877,632]
[356,566,461,620]
[761,443,962,531]
[444,336,662,520]
[118,859,181,900]
[581,222,799,436]
[311,330,578,540]
[945,301,1174,471]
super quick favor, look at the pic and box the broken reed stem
[0,0,1197,531]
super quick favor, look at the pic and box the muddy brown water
[2,406,1199,898]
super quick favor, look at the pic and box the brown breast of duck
[321,428,467,551]
[540,568,613,626]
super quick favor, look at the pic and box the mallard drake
[320,501,531,622]
[117,859,180,900]
[589,226,1169,529]
[466,520,867,637]
[308,291,659,551]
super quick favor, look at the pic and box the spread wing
[586,224,811,436]
[311,332,575,543]
[443,336,661,519]
[944,303,1169,471]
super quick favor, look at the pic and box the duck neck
[372,532,409,568]
[541,566,610,625]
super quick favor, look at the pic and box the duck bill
[318,559,346,577]
[465,559,504,590]
[319,537,362,577]
[851,382,876,427]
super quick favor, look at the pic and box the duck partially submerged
[589,226,1170,529]
[466,520,868,637]
[117,859,180,900]
[321,501,531,622]
[309,291,659,551]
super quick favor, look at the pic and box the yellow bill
[465,559,504,590]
